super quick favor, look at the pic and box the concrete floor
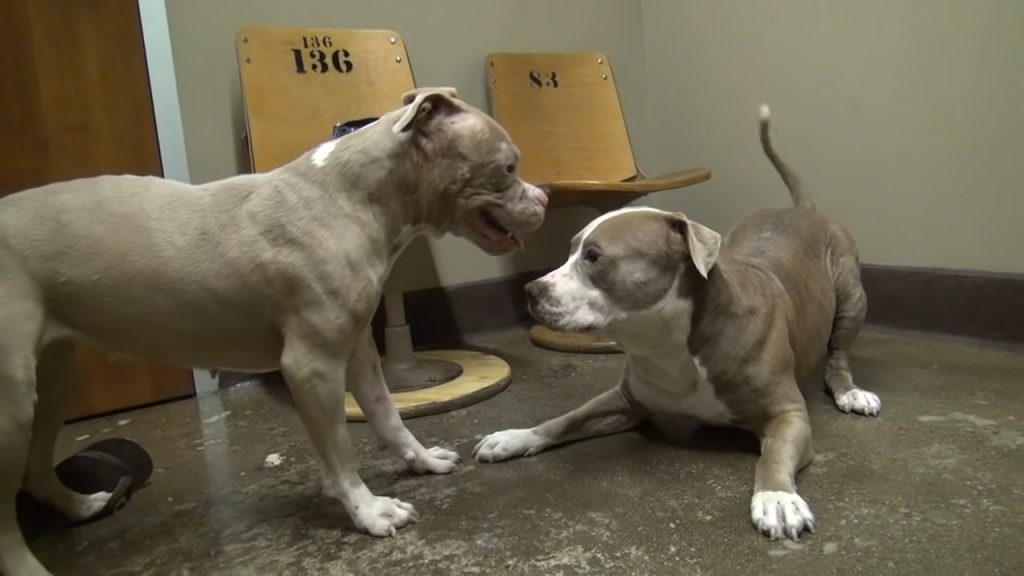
[27,327,1024,575]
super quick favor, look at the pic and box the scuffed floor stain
[917,411,1023,452]
[27,328,1024,575]
[988,428,1024,449]
[917,412,998,427]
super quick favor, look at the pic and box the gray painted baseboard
[859,264,1024,345]
[381,265,1024,349]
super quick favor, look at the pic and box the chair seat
[544,167,711,209]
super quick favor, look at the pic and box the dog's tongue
[474,210,523,252]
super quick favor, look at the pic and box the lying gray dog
[0,87,547,575]
[475,104,879,541]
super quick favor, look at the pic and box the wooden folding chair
[486,52,711,353]
[236,27,511,419]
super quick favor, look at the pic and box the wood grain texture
[487,52,710,210]
[545,168,711,209]
[488,52,638,185]
[528,325,623,354]
[344,350,512,420]
[66,348,194,421]
[0,0,194,419]
[0,0,163,195]
[237,27,415,171]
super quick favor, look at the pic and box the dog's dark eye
[582,247,601,264]
[505,163,516,174]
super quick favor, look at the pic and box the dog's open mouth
[468,208,523,253]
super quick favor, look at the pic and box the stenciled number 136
[291,36,353,74]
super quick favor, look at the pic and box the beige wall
[165,0,648,291]
[166,0,1023,293]
[641,0,1024,273]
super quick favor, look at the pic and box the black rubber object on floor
[17,438,153,540]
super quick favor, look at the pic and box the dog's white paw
[407,446,461,475]
[473,429,544,463]
[351,496,418,537]
[71,491,114,520]
[750,490,815,541]
[835,389,882,416]
[39,487,113,521]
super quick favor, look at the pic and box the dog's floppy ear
[393,87,459,133]
[669,214,721,279]
[401,87,458,104]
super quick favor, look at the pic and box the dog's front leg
[281,335,416,537]
[474,384,642,463]
[750,406,815,541]
[347,330,460,474]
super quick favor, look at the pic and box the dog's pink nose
[525,279,548,303]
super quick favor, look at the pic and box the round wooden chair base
[528,324,623,354]
[382,358,463,393]
[345,350,511,421]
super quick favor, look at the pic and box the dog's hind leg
[24,341,114,521]
[824,229,880,416]
[0,318,51,574]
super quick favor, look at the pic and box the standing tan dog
[475,104,880,541]
[0,88,547,575]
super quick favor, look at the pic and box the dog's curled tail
[759,104,814,210]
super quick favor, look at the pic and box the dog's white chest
[627,355,734,425]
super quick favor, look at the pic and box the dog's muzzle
[525,279,552,319]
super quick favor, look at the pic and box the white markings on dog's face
[526,207,686,332]
[311,140,338,167]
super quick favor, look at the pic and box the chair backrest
[486,52,638,184]
[236,27,415,172]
